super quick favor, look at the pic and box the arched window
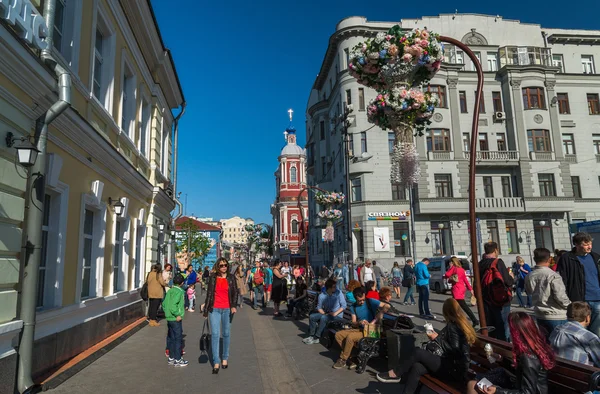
[290,167,297,183]
[291,219,298,234]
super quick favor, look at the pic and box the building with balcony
[0,0,184,391]
[305,14,600,272]
[219,216,254,244]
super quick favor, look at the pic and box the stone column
[509,78,529,160]
[545,79,563,160]
[446,77,464,158]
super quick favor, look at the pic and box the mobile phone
[476,378,493,391]
[229,313,234,323]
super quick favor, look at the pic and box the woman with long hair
[271,260,288,317]
[162,263,173,290]
[444,257,478,327]
[147,264,166,326]
[234,265,247,309]
[467,312,554,393]
[377,298,477,393]
[203,258,239,374]
[391,262,403,299]
[345,279,362,304]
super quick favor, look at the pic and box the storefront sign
[373,227,390,252]
[0,0,49,50]
[367,211,410,220]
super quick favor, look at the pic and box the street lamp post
[518,230,534,265]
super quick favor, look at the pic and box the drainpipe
[17,0,71,392]
[172,102,186,220]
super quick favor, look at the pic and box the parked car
[424,255,471,294]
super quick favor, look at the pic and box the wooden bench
[295,290,319,319]
[418,334,600,394]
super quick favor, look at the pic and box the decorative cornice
[446,78,459,89]
[510,79,522,89]
[544,80,556,90]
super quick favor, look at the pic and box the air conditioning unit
[494,111,506,121]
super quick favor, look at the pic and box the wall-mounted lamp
[539,219,560,226]
[108,197,124,216]
[6,132,39,168]
[550,96,558,106]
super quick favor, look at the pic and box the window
[588,94,600,115]
[427,85,447,107]
[497,133,507,151]
[572,176,582,199]
[113,220,123,293]
[93,29,104,100]
[505,220,519,254]
[358,88,365,110]
[139,99,151,157]
[435,174,453,197]
[351,178,362,202]
[38,194,51,308]
[290,167,297,183]
[81,209,94,299]
[487,221,501,253]
[360,132,367,153]
[462,133,470,152]
[582,55,596,74]
[91,11,115,111]
[473,51,481,71]
[134,223,146,288]
[53,0,81,68]
[501,176,512,197]
[527,129,552,152]
[426,129,451,152]
[456,50,464,66]
[538,174,556,197]
[483,176,494,197]
[391,183,405,200]
[593,134,600,154]
[479,133,489,151]
[459,91,468,113]
[492,91,503,112]
[388,132,395,154]
[430,221,453,256]
[534,220,554,251]
[348,134,354,156]
[120,62,136,137]
[346,89,352,106]
[291,219,298,234]
[557,93,570,114]
[53,0,66,54]
[552,54,564,73]
[320,120,325,140]
[476,91,486,113]
[487,52,498,72]
[393,222,410,256]
[344,48,350,69]
[562,134,576,155]
[522,87,546,109]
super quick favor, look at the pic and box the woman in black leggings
[444,257,479,327]
[376,298,476,393]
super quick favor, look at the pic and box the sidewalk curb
[41,317,148,391]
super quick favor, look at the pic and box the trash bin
[386,328,429,371]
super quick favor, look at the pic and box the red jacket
[444,266,472,300]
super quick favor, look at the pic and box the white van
[424,255,472,294]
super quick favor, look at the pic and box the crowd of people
[142,231,600,393]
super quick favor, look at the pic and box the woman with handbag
[391,262,403,299]
[271,260,288,317]
[234,265,247,308]
[402,260,416,305]
[444,257,479,327]
[377,298,476,393]
[147,264,166,326]
[203,258,238,374]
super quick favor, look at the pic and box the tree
[175,219,212,271]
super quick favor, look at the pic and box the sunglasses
[219,264,228,268]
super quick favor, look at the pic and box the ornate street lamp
[108,197,125,217]
[6,132,39,167]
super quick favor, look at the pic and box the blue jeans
[484,303,511,342]
[403,286,415,303]
[537,319,567,339]
[309,313,342,338]
[209,308,231,366]
[516,283,532,307]
[376,277,381,290]
[167,320,183,360]
[589,301,600,338]
[253,286,264,308]
[417,285,430,316]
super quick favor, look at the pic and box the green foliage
[176,219,212,263]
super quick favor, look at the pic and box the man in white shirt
[360,259,374,285]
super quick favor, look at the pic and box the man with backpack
[480,241,514,341]
[250,261,265,310]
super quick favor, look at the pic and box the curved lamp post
[297,185,327,271]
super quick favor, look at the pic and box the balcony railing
[564,154,577,163]
[529,151,555,161]
[476,197,524,211]
[463,151,519,161]
[499,46,552,67]
[427,151,454,161]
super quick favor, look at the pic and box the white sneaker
[302,336,315,343]
[307,337,320,345]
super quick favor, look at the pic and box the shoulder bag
[200,319,211,354]
[140,273,149,301]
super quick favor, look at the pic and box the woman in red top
[365,281,380,300]
[443,257,478,327]
[203,258,239,374]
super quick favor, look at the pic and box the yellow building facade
[0,0,184,391]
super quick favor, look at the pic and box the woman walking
[515,256,532,308]
[271,260,288,317]
[444,257,478,327]
[147,264,166,326]
[235,265,247,308]
[402,260,416,305]
[203,258,238,374]
[391,262,403,299]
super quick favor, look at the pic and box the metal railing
[499,46,552,67]
[476,197,524,209]
[464,151,519,161]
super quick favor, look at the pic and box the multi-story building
[0,0,183,391]
[305,14,600,273]
[271,111,308,263]
[219,216,254,244]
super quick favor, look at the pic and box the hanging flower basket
[315,191,346,207]
[349,26,444,90]
[318,209,342,243]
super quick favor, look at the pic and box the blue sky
[151,0,599,224]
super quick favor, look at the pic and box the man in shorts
[264,261,273,306]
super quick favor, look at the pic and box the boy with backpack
[163,274,188,367]
[479,241,514,342]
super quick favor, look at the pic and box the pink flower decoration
[402,53,413,62]
[421,31,430,39]
[420,39,429,48]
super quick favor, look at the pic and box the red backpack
[253,269,264,286]
[481,259,512,307]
